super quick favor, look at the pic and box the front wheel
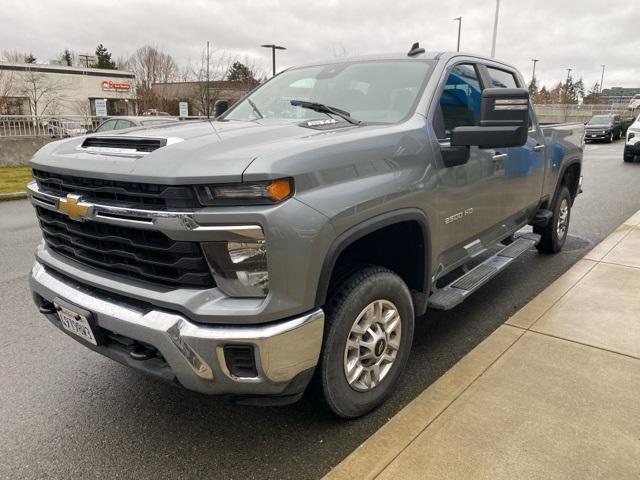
[317,267,414,418]
[607,131,613,143]
[535,185,571,253]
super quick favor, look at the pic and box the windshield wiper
[247,98,263,119]
[290,100,361,125]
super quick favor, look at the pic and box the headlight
[629,132,636,141]
[202,240,269,297]
[195,178,293,206]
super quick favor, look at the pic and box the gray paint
[27,52,584,392]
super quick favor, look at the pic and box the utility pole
[531,59,539,83]
[454,17,462,52]
[206,40,211,118]
[600,64,605,94]
[261,44,286,77]
[566,68,572,84]
[490,0,500,58]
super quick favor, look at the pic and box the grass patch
[0,165,33,194]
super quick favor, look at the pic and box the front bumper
[585,131,610,140]
[30,261,324,398]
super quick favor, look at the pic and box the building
[0,62,136,116]
[151,80,258,116]
[601,87,640,98]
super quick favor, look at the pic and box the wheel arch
[552,159,582,206]
[315,208,432,316]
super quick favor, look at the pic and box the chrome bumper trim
[26,181,264,241]
[30,261,324,395]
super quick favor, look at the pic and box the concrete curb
[0,192,27,202]
[324,209,640,480]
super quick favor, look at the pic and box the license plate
[56,302,98,345]
[589,134,597,137]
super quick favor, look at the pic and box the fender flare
[552,158,582,206]
[314,208,432,314]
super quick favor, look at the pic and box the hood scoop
[80,136,173,155]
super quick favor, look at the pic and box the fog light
[202,241,268,297]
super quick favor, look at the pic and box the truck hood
[30,119,359,184]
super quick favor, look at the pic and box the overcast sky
[2,0,639,90]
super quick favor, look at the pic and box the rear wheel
[317,267,414,418]
[535,185,571,254]
[606,131,613,143]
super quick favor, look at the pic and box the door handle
[533,144,545,152]
[492,153,508,161]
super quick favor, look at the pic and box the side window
[114,120,133,130]
[487,67,518,88]
[95,119,116,132]
[436,63,482,139]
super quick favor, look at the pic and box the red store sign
[101,80,131,92]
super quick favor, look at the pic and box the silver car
[93,116,179,133]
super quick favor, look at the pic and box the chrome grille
[36,206,214,288]
[32,169,200,210]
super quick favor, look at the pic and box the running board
[428,233,541,310]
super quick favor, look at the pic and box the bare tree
[0,69,15,114]
[2,50,30,63]
[185,46,263,116]
[19,71,67,116]
[127,45,178,111]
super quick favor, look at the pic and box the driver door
[432,62,509,268]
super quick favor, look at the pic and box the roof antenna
[407,42,425,57]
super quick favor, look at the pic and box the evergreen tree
[25,53,36,64]
[61,49,73,66]
[227,62,254,82]
[94,44,116,69]
[583,82,603,104]
[528,77,539,99]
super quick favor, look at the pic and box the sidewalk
[325,211,640,480]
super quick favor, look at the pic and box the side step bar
[428,233,541,310]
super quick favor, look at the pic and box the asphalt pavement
[1,140,639,480]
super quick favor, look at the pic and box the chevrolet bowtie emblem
[58,194,93,221]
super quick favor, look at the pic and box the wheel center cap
[374,339,386,357]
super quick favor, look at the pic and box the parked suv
[28,48,584,417]
[624,115,640,162]
[585,114,622,142]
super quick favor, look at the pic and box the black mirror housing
[451,88,530,148]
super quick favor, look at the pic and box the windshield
[588,116,612,125]
[223,60,434,125]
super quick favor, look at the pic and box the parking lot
[1,140,640,480]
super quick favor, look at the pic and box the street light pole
[260,44,286,77]
[490,0,500,58]
[566,68,572,84]
[454,17,462,52]
[600,64,606,94]
[531,59,539,83]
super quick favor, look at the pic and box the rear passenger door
[482,64,545,222]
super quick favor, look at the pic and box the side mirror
[451,88,529,148]
[214,100,229,117]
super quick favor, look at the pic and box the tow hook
[129,345,156,361]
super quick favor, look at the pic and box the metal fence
[0,115,208,138]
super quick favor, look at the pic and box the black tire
[624,153,634,163]
[317,266,414,418]
[606,131,613,143]
[534,185,571,254]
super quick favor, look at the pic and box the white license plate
[56,303,98,345]
[589,135,597,137]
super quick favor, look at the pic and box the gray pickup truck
[28,46,584,418]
